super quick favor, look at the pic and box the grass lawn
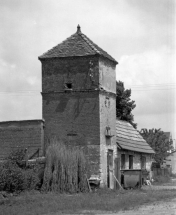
[0,188,176,215]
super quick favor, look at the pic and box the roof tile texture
[116,120,155,154]
[39,28,117,64]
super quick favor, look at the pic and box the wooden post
[114,157,121,189]
[85,175,92,192]
[140,170,142,188]
[113,173,123,190]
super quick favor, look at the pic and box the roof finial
[77,24,81,33]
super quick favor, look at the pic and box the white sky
[0,0,176,139]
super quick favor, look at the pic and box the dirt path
[78,198,176,215]
[98,184,176,215]
[80,185,176,215]
[114,198,176,215]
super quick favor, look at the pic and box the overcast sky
[0,0,176,140]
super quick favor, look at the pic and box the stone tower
[38,25,118,188]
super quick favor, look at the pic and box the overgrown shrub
[153,175,171,183]
[0,161,25,192]
[42,139,89,193]
[0,149,41,193]
[24,167,40,190]
[7,148,27,167]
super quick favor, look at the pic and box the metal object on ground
[121,169,142,188]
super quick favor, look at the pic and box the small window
[121,154,125,169]
[141,156,146,169]
[129,155,133,169]
[65,83,72,89]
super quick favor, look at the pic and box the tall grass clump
[42,139,89,193]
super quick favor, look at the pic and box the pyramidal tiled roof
[38,25,117,64]
[116,120,155,154]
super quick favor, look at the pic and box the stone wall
[0,120,44,160]
[99,93,117,187]
[99,57,117,188]
[99,56,116,93]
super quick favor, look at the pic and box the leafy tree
[116,81,137,128]
[140,128,174,163]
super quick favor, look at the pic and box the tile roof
[116,120,155,154]
[38,25,117,64]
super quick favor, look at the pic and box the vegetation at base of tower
[42,138,89,193]
[0,149,41,193]
[116,81,137,129]
[140,128,174,163]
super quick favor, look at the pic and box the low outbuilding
[116,120,155,188]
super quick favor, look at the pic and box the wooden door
[107,150,114,189]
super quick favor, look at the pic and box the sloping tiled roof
[116,120,155,154]
[38,25,117,64]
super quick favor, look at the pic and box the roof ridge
[38,26,117,63]
[78,32,100,54]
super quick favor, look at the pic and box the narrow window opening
[64,83,73,91]
[141,156,146,169]
[65,83,72,89]
[129,155,133,169]
[121,154,125,169]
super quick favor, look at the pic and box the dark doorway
[107,150,113,188]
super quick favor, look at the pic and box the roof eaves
[38,33,78,60]
[118,143,155,154]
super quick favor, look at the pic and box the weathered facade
[38,25,118,188]
[0,120,44,160]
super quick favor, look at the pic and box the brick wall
[43,91,100,175]
[40,55,117,185]
[41,56,99,93]
[0,120,44,160]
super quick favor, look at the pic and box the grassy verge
[0,188,176,215]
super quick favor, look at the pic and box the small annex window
[121,154,125,169]
[129,155,133,169]
[141,156,146,169]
